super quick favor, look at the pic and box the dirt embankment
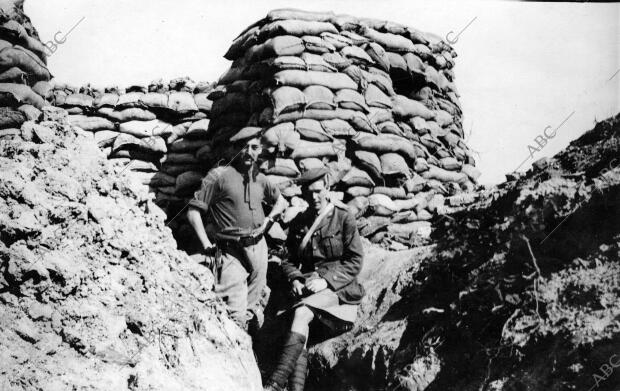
[0,108,262,391]
[307,113,620,391]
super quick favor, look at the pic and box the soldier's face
[239,138,261,168]
[305,179,329,212]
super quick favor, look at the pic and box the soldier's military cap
[297,167,329,185]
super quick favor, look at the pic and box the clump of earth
[0,107,262,391]
[306,113,620,391]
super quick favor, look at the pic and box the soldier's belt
[215,232,263,247]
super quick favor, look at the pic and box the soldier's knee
[293,306,314,323]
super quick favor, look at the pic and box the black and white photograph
[0,0,618,390]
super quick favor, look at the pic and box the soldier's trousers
[194,237,268,327]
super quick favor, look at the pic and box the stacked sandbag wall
[0,0,52,132]
[45,77,216,215]
[200,9,481,247]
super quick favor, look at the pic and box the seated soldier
[264,168,365,391]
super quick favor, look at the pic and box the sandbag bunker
[205,9,480,247]
[34,8,482,249]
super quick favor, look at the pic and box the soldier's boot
[263,331,306,391]
[287,348,308,391]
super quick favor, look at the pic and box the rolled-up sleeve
[263,176,281,206]
[188,170,220,212]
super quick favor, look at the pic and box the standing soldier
[187,129,287,330]
[264,168,365,391]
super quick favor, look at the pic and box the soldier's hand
[203,245,217,257]
[292,279,305,297]
[305,278,327,293]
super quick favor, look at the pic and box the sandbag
[302,35,336,54]
[321,118,356,137]
[360,26,416,52]
[368,193,397,216]
[377,121,403,136]
[270,86,306,115]
[367,108,393,124]
[347,196,369,219]
[119,119,173,138]
[94,93,120,108]
[259,19,338,38]
[346,186,372,197]
[354,133,417,160]
[340,31,369,45]
[0,83,46,109]
[160,164,203,176]
[168,138,210,153]
[113,133,167,154]
[387,221,431,237]
[194,93,212,112]
[98,107,156,122]
[246,35,305,62]
[434,109,453,126]
[161,153,200,165]
[150,172,177,187]
[322,52,352,70]
[274,70,357,90]
[93,130,120,148]
[341,45,374,65]
[354,150,382,179]
[373,186,407,200]
[298,157,325,172]
[269,108,376,134]
[320,32,353,50]
[116,92,145,109]
[196,144,213,161]
[64,93,93,108]
[404,53,426,77]
[68,115,115,132]
[0,45,51,81]
[380,153,411,177]
[335,89,370,113]
[440,157,462,171]
[303,85,336,110]
[364,84,392,109]
[392,95,435,119]
[296,119,332,142]
[404,174,426,193]
[461,164,481,182]
[393,197,421,211]
[421,165,468,184]
[414,157,429,172]
[18,104,41,121]
[262,122,300,153]
[290,139,340,159]
[168,91,198,113]
[261,158,300,177]
[0,107,26,129]
[365,42,390,71]
[341,167,375,187]
[0,66,28,83]
[300,52,337,73]
[211,92,250,117]
[386,52,408,72]
[175,171,204,195]
[128,160,158,172]
[185,119,210,139]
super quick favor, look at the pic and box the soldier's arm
[187,207,213,250]
[187,170,220,251]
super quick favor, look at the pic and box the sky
[25,0,619,185]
